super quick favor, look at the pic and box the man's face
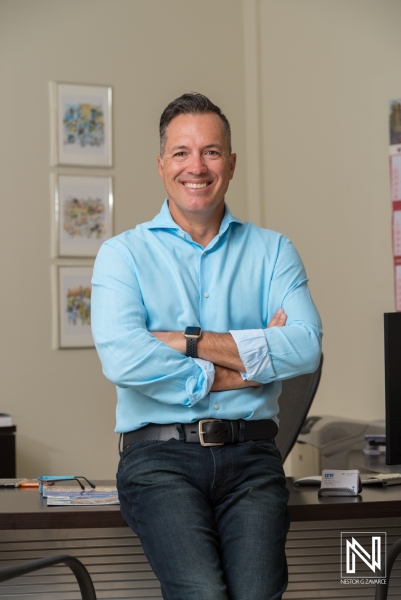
[157,112,236,221]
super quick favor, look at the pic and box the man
[91,92,322,600]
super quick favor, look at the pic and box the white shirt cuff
[193,358,215,396]
[229,329,271,381]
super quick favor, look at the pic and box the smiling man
[91,93,322,600]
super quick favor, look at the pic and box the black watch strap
[186,337,198,358]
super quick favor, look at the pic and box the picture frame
[58,266,94,348]
[55,175,113,257]
[52,82,112,167]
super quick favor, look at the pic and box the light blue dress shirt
[91,201,322,433]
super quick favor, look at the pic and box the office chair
[375,538,401,600]
[275,353,323,462]
[0,554,97,599]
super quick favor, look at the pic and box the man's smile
[182,182,211,189]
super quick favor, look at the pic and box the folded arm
[92,237,322,402]
[153,309,287,371]
[153,310,288,391]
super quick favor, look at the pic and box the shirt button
[203,251,207,256]
[179,232,185,238]
[204,292,209,298]
[214,404,219,410]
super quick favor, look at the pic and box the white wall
[253,0,398,425]
[1,0,400,478]
[0,0,246,478]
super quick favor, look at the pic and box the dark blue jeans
[117,436,290,600]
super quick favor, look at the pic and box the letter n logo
[346,536,381,573]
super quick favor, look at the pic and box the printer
[291,415,385,477]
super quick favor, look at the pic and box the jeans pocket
[247,439,283,460]
[119,439,162,466]
[119,437,178,468]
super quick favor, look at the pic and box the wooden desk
[288,476,401,521]
[1,479,401,599]
[1,478,401,529]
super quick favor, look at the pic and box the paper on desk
[45,486,119,506]
[362,473,401,486]
[294,474,401,487]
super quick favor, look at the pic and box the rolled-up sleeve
[91,242,212,406]
[193,358,215,395]
[229,329,271,380]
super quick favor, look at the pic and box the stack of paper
[363,473,401,486]
[44,486,119,506]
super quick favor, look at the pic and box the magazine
[44,486,119,506]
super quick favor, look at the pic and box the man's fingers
[267,309,287,328]
[247,380,263,388]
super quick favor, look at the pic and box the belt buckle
[199,419,224,447]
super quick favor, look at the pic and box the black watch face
[185,327,201,336]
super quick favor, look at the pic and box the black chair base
[0,554,97,600]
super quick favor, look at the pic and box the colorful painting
[56,176,113,257]
[54,83,112,166]
[66,285,91,327]
[58,266,94,348]
[63,102,105,148]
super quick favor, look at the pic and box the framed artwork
[52,82,112,167]
[55,175,113,257]
[58,266,94,348]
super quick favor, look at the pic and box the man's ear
[230,153,237,179]
[157,155,164,179]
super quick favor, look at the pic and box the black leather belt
[123,419,278,449]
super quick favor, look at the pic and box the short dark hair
[159,92,232,156]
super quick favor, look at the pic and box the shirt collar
[143,199,243,236]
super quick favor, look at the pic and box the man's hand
[211,365,262,392]
[267,308,287,328]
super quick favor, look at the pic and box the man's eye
[173,152,186,157]
[205,150,219,156]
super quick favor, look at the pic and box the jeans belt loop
[231,421,239,444]
[175,423,185,442]
[238,419,246,443]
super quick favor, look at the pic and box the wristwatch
[183,326,202,358]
